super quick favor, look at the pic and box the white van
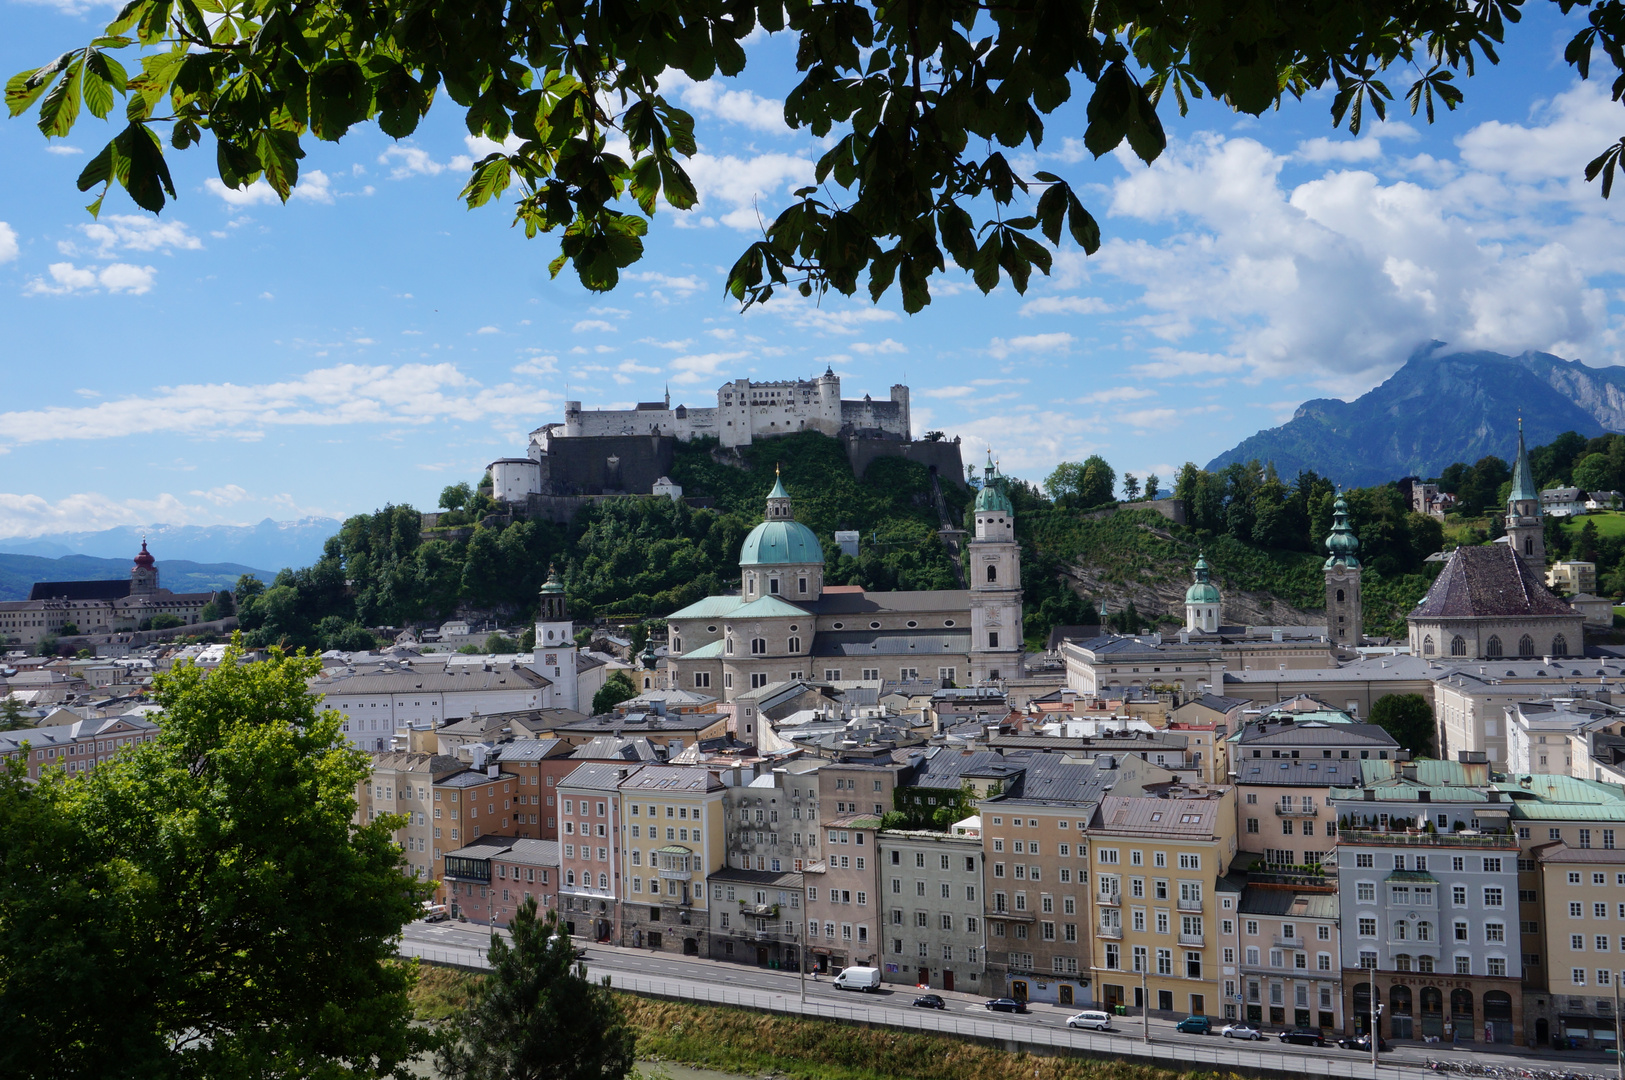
[1067,1010,1112,1031]
[833,966,882,992]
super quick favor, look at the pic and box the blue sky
[3,1,1624,540]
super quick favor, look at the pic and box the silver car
[1221,1022,1265,1040]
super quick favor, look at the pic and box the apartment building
[706,866,806,967]
[819,758,905,819]
[1235,879,1343,1032]
[1234,759,1348,865]
[618,764,727,954]
[804,814,881,972]
[1504,700,1625,779]
[0,711,159,779]
[1532,840,1625,1050]
[442,837,562,926]
[320,663,554,751]
[1333,782,1523,1045]
[980,756,1114,1006]
[1088,786,1239,1020]
[725,761,823,875]
[493,738,581,840]
[431,769,503,900]
[557,762,637,941]
[877,828,987,992]
[358,751,463,883]
[1230,709,1400,767]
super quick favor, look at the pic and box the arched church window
[1525,537,1533,555]
[1553,634,1569,656]
[1422,635,1435,656]
[1450,635,1466,656]
[787,637,801,653]
[1518,635,1534,657]
[1485,635,1503,658]
[987,564,998,583]
[750,638,767,655]
[725,637,734,655]
[1336,589,1345,603]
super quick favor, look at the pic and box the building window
[1485,635,1503,658]
[1450,635,1466,656]
[1553,634,1569,655]
[1518,634,1534,656]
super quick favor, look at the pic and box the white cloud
[0,491,198,538]
[660,73,787,133]
[988,332,1074,359]
[1096,85,1625,387]
[1018,296,1110,317]
[1119,407,1181,429]
[639,337,695,350]
[45,144,84,155]
[513,354,559,376]
[626,270,705,297]
[669,350,748,384]
[1295,135,1385,163]
[475,326,501,335]
[0,363,561,447]
[26,262,157,296]
[752,297,899,335]
[67,215,201,259]
[851,338,907,354]
[0,223,17,264]
[679,152,815,230]
[572,319,618,333]
[922,385,977,399]
[189,483,251,506]
[204,169,336,206]
[1076,386,1154,405]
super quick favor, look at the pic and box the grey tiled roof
[810,628,971,657]
[1411,544,1576,619]
[1234,759,1356,784]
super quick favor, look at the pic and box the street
[399,921,1617,1078]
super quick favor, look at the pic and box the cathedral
[664,460,1023,699]
[1407,421,1584,660]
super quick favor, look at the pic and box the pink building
[557,762,641,941]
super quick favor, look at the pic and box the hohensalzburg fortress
[554,368,910,449]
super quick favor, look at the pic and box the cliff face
[1062,561,1320,628]
[1208,348,1625,485]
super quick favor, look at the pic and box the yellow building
[1088,786,1239,1019]
[1533,840,1625,1051]
[617,765,727,955]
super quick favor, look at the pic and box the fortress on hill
[486,371,963,516]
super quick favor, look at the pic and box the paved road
[400,921,1615,1078]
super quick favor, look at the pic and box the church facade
[1407,423,1583,660]
[0,542,215,649]
[664,462,1022,701]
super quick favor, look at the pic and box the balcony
[1337,828,1516,849]
[1274,936,1306,951]
[659,867,692,881]
[1097,891,1122,907]
[1178,932,1205,947]
[1097,924,1123,940]
[740,902,781,918]
[1177,897,1203,912]
[1274,804,1320,817]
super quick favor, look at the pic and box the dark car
[1175,1016,1212,1034]
[1337,1034,1391,1052]
[984,998,1029,1013]
[1278,1028,1328,1047]
[913,994,947,1009]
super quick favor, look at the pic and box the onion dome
[1185,554,1221,604]
[1323,492,1361,569]
[133,539,155,569]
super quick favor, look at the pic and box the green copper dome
[1323,492,1361,569]
[741,519,824,565]
[974,452,1014,514]
[1185,554,1221,604]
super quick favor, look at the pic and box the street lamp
[1142,965,1151,1044]
[1371,987,1383,1072]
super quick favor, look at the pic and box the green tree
[1043,461,1087,505]
[233,573,265,609]
[1369,692,1436,756]
[11,0,1624,310]
[0,637,431,1078]
[1574,452,1615,494]
[592,671,638,716]
[484,631,520,654]
[1578,518,1601,564]
[437,897,634,1080]
[1078,456,1117,508]
[1144,474,1160,501]
[0,696,29,730]
[440,482,475,512]
[1122,474,1140,501]
[148,612,184,630]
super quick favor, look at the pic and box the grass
[408,965,1247,1080]
[1556,510,1625,539]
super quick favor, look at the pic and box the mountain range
[0,517,340,573]
[0,553,274,603]
[1207,348,1625,487]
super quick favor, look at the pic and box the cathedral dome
[740,519,824,566]
[975,482,1013,514]
[1185,555,1221,604]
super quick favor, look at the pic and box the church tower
[1324,491,1363,645]
[968,455,1023,685]
[130,538,158,596]
[1505,418,1546,573]
[533,567,579,711]
[1183,554,1221,633]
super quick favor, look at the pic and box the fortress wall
[847,438,968,489]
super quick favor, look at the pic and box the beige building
[1407,545,1583,663]
[1531,841,1625,1050]
[0,541,213,649]
[358,751,465,884]
[1235,760,1343,863]
[618,765,727,954]
[1087,786,1239,1019]
[1431,661,1625,766]
[1234,881,1343,1032]
[1546,562,1597,596]
[804,813,882,971]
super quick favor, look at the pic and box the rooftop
[1410,544,1576,620]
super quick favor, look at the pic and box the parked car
[1175,1016,1212,1034]
[984,998,1029,1013]
[421,903,449,922]
[833,966,882,992]
[1278,1028,1328,1047]
[1067,1010,1114,1031]
[913,994,947,1009]
[1337,1034,1391,1052]
[1221,1022,1264,1040]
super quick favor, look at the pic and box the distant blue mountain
[0,517,339,575]
[0,553,274,602]
[1207,348,1625,487]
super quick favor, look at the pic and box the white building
[1503,699,1625,778]
[319,662,554,751]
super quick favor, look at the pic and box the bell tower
[533,567,579,711]
[1505,417,1546,573]
[1323,491,1363,645]
[130,538,158,596]
[969,454,1023,685]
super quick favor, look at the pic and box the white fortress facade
[550,369,910,449]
